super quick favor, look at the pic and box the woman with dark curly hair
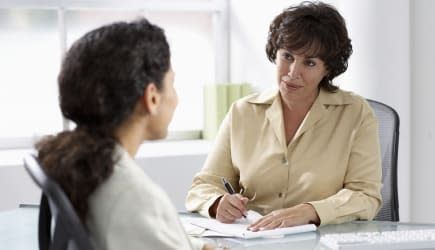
[186,1,382,229]
[36,18,214,250]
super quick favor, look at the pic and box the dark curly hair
[266,1,352,92]
[36,18,170,222]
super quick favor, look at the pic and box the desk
[2,208,435,250]
[0,207,38,250]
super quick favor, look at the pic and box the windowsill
[0,139,213,168]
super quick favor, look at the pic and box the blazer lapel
[291,97,327,144]
[265,96,287,149]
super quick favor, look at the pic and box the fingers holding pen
[216,194,248,223]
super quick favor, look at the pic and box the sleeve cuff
[198,194,223,218]
[307,200,335,226]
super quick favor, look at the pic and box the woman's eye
[282,53,293,61]
[305,60,316,67]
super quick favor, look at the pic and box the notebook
[186,210,317,239]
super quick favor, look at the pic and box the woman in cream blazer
[186,1,382,230]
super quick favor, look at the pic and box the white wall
[336,0,411,222]
[411,0,435,223]
[0,163,41,210]
[136,154,207,211]
[229,0,299,88]
[0,152,207,212]
[229,0,435,222]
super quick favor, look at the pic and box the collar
[113,143,137,169]
[246,87,355,148]
[247,87,355,106]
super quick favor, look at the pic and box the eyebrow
[281,51,319,60]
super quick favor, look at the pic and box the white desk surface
[3,207,435,250]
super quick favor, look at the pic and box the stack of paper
[223,231,318,248]
[184,210,317,239]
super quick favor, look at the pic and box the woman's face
[151,66,178,139]
[276,48,328,104]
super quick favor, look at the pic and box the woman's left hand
[247,203,320,231]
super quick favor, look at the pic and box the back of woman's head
[36,18,170,222]
[60,18,170,131]
[266,1,352,92]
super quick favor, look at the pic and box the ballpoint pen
[221,177,235,194]
[221,177,246,218]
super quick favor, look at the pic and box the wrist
[304,203,320,225]
[208,196,223,218]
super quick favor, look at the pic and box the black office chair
[367,99,400,222]
[23,154,95,250]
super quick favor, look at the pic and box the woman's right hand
[213,194,249,223]
[202,243,229,250]
[202,243,215,250]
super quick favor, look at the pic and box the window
[0,9,63,142]
[0,0,228,149]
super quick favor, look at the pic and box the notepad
[187,210,317,239]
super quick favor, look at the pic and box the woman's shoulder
[92,147,169,206]
[322,88,371,108]
[115,154,167,202]
[87,154,187,250]
[242,88,278,104]
[327,89,375,118]
[88,152,177,233]
[231,88,278,111]
[339,88,366,101]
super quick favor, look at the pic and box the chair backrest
[23,154,95,250]
[367,99,400,221]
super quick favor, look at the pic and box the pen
[221,177,235,194]
[221,177,246,218]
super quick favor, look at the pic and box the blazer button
[281,156,288,165]
[278,192,283,198]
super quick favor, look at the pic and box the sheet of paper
[181,210,262,237]
[182,222,206,236]
[223,230,318,247]
[182,215,235,237]
[187,210,317,239]
[236,210,263,224]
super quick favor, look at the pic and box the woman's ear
[142,83,161,115]
[324,68,330,78]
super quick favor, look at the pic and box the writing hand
[215,193,249,223]
[202,243,229,250]
[247,203,319,231]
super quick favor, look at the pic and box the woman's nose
[288,62,302,79]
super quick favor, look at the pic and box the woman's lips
[281,76,303,89]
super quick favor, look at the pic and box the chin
[146,129,168,141]
[160,130,168,139]
[157,129,169,140]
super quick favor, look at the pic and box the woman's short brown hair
[266,1,352,92]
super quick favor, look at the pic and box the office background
[0,0,434,225]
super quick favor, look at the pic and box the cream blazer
[186,88,382,225]
[87,145,204,250]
